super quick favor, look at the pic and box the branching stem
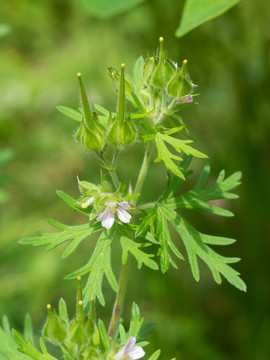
[108,141,154,337]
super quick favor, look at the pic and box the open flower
[115,337,145,360]
[96,200,131,229]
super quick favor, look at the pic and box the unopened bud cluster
[75,37,195,153]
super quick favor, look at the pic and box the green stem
[108,255,130,337]
[133,141,154,206]
[108,141,154,337]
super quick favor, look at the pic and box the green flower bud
[107,64,137,146]
[80,123,105,152]
[43,304,67,344]
[167,59,194,99]
[152,37,177,88]
[77,73,105,151]
[70,320,87,345]
[143,56,158,86]
[108,67,134,96]
[107,115,137,145]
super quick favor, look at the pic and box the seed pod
[167,73,193,98]
[107,64,137,146]
[77,73,105,151]
[152,38,177,88]
[43,305,67,344]
[108,67,134,96]
[143,56,158,86]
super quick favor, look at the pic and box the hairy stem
[108,141,154,337]
[133,141,154,206]
[108,255,130,337]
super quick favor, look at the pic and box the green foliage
[0,316,32,360]
[81,0,145,18]
[120,234,158,270]
[141,126,207,178]
[136,160,246,291]
[65,231,118,306]
[11,297,152,360]
[0,148,13,204]
[56,106,82,122]
[176,0,241,37]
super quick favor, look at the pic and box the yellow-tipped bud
[159,36,164,43]
[183,59,188,65]
[47,304,51,310]
[77,276,81,281]
[78,300,83,306]
[77,72,82,77]
[120,63,125,69]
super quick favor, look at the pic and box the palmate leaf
[142,130,207,178]
[19,220,100,259]
[120,234,158,271]
[65,231,118,306]
[163,165,242,217]
[136,163,246,291]
[161,206,246,291]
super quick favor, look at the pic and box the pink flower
[181,95,193,103]
[115,337,145,360]
[96,200,131,229]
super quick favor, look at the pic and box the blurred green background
[0,0,269,359]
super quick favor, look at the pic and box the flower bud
[69,319,87,345]
[43,304,67,344]
[143,56,158,86]
[80,123,105,152]
[167,59,194,99]
[152,37,177,88]
[107,64,137,146]
[76,73,105,151]
[167,73,193,98]
[108,67,134,96]
[107,116,137,145]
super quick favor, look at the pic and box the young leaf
[65,231,118,305]
[23,315,34,343]
[98,319,111,353]
[176,0,241,37]
[128,303,144,338]
[58,298,69,322]
[154,132,207,178]
[120,235,158,270]
[57,105,82,122]
[12,329,58,360]
[156,208,184,272]
[56,190,90,216]
[148,349,161,360]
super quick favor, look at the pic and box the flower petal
[97,208,115,229]
[105,200,115,205]
[117,208,131,223]
[129,346,145,360]
[115,337,136,360]
[118,201,131,210]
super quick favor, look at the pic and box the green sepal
[69,319,87,345]
[43,308,67,344]
[167,73,193,98]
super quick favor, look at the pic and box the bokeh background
[0,0,269,359]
